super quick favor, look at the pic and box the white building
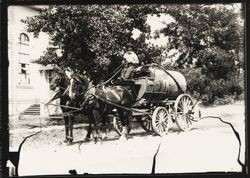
[8,5,59,119]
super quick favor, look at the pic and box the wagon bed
[112,63,200,136]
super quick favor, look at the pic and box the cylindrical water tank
[132,64,187,100]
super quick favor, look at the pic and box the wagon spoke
[147,121,152,130]
[155,120,161,127]
[161,124,166,132]
[162,112,168,119]
[188,118,193,125]
[190,116,198,122]
[174,94,196,132]
[184,99,190,109]
[160,122,165,129]
[156,115,160,120]
[152,107,169,136]
[161,123,166,132]
[188,115,197,123]
[188,118,192,124]
[159,124,163,133]
[156,123,162,133]
[188,115,196,121]
[187,101,192,110]
[184,99,188,108]
[179,115,188,129]
[160,124,166,132]
[178,106,183,112]
[160,110,167,116]
[183,97,187,105]
[180,99,185,108]
[185,115,191,126]
[147,122,151,130]
[162,121,168,129]
[159,111,163,118]
[156,115,161,122]
[183,97,188,106]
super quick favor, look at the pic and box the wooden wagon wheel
[113,116,132,136]
[138,115,153,132]
[152,106,170,136]
[174,94,197,131]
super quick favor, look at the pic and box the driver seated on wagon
[120,43,140,80]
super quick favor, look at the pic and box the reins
[46,88,151,117]
[101,63,125,85]
[92,89,151,115]
[46,103,82,111]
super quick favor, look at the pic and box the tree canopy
[22,5,155,82]
[158,4,243,69]
[153,4,244,103]
[22,4,244,103]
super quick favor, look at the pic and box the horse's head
[50,68,69,91]
[69,74,90,100]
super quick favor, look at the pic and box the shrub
[178,67,244,105]
[214,95,235,105]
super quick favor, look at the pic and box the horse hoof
[101,133,108,140]
[63,139,68,143]
[94,137,98,144]
[102,136,108,141]
[62,140,71,146]
[94,137,103,144]
[68,138,73,143]
[84,137,91,142]
[66,142,73,146]
[119,135,128,141]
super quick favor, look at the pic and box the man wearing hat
[121,43,139,79]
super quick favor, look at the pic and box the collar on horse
[73,80,96,108]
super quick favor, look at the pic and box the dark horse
[47,67,76,144]
[68,74,134,141]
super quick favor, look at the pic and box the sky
[146,14,175,46]
[132,3,242,47]
[132,13,175,46]
[131,3,243,64]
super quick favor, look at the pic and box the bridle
[69,76,96,107]
[51,73,70,97]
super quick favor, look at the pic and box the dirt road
[10,102,245,176]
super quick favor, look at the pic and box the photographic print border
[1,0,249,177]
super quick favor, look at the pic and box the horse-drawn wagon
[48,63,200,143]
[112,63,200,136]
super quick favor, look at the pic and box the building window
[18,63,30,84]
[18,33,30,85]
[20,33,29,45]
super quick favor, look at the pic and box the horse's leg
[117,108,130,140]
[91,109,101,143]
[64,115,69,142]
[67,114,74,143]
[61,103,70,143]
[85,114,93,141]
[100,113,109,140]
